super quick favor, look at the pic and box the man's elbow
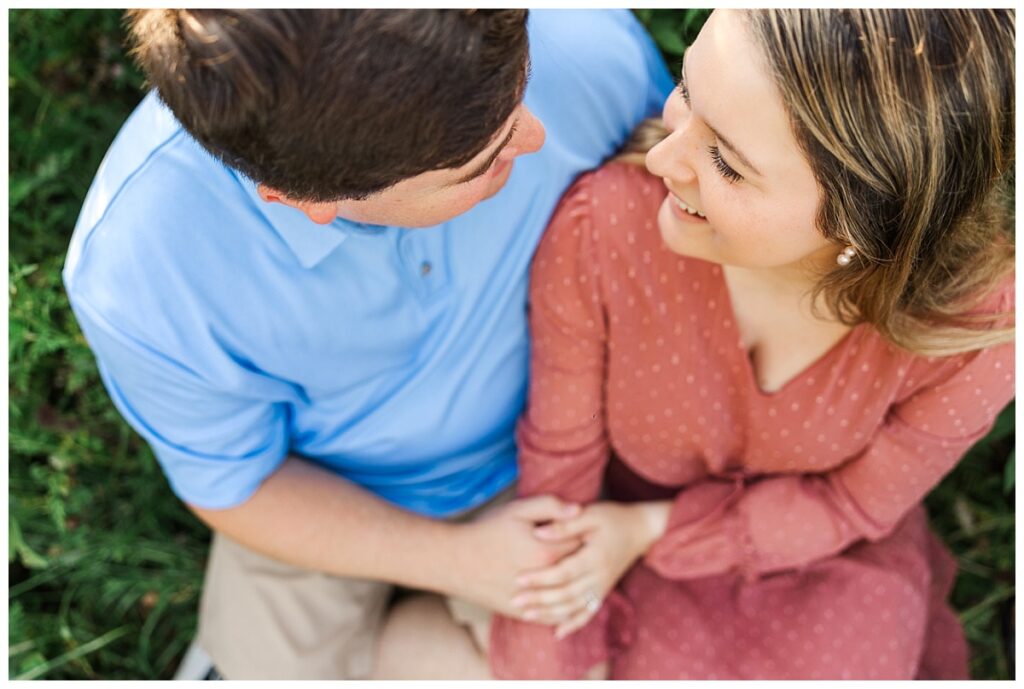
[184,500,237,532]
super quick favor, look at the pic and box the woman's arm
[514,283,1013,639]
[641,340,1014,581]
[520,337,1014,597]
[489,171,621,680]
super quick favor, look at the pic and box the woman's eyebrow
[683,49,763,178]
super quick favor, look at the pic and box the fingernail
[523,610,537,621]
[511,595,528,608]
[534,527,552,538]
[563,503,580,516]
[554,629,566,640]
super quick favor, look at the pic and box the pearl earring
[836,246,856,266]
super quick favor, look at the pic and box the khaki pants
[196,486,513,680]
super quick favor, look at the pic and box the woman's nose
[645,96,696,182]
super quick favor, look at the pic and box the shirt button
[420,261,432,277]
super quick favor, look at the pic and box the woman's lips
[668,192,708,223]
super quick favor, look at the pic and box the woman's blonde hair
[624,9,1015,356]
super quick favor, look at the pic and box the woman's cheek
[701,182,734,232]
[706,190,761,259]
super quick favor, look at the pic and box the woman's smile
[666,191,707,222]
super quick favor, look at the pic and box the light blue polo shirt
[63,10,673,517]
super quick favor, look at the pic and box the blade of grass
[959,586,1015,627]
[154,633,191,679]
[13,625,131,680]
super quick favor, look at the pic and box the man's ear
[256,184,337,225]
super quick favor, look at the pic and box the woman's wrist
[629,500,672,554]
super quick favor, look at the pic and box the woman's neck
[720,247,845,324]
[723,264,813,306]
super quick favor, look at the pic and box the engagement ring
[583,591,601,614]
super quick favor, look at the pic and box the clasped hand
[455,497,667,638]
[509,501,664,639]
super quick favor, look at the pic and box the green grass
[8,8,1014,680]
[9,9,210,680]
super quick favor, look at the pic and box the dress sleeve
[644,334,1015,580]
[514,185,610,504]
[490,176,621,679]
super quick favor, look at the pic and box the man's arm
[188,454,581,618]
[64,292,581,618]
[189,455,455,589]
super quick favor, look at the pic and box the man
[64,9,671,680]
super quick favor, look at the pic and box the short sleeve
[68,294,290,509]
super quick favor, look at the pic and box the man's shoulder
[68,94,255,272]
[528,8,663,92]
[525,11,671,166]
[528,9,645,51]
[63,93,275,337]
[71,91,237,236]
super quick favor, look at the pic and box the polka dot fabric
[489,163,1015,680]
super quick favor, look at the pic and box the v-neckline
[712,263,861,399]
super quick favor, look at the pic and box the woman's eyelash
[708,145,743,183]
[675,75,690,103]
[675,73,742,184]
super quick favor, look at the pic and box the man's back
[64,10,673,516]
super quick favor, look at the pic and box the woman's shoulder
[549,161,666,251]
[565,160,663,208]
[939,270,1015,342]
[867,273,1015,350]
[876,271,1016,401]
[972,271,1015,319]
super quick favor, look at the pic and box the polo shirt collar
[236,172,377,269]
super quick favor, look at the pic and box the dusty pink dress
[489,163,1015,680]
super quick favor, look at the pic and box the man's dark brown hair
[126,9,530,201]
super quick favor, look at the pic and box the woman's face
[645,10,837,276]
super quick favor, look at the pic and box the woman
[487,8,1015,680]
